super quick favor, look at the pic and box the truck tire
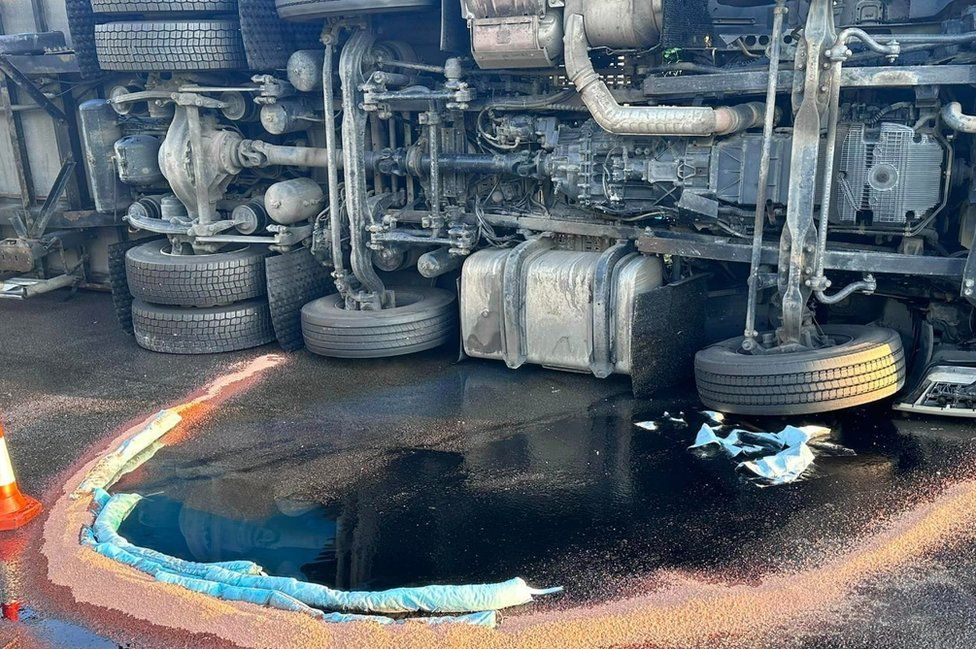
[94,20,247,71]
[266,248,333,352]
[695,325,905,415]
[126,241,269,308]
[91,0,237,14]
[109,237,162,335]
[301,287,457,358]
[67,0,100,79]
[132,299,275,354]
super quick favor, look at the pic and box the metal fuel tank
[460,244,663,377]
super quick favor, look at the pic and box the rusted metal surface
[30,159,74,237]
[0,31,64,54]
[0,237,41,272]
[642,65,976,98]
[2,52,79,75]
[636,231,966,279]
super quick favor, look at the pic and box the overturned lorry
[2,0,976,416]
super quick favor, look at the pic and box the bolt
[966,279,974,288]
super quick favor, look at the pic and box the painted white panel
[0,113,22,196]
[0,0,68,35]
[0,0,42,35]
[0,0,75,197]
[23,109,62,196]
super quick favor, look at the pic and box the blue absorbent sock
[88,490,560,625]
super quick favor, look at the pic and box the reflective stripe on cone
[0,437,17,487]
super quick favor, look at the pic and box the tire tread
[126,242,268,307]
[694,325,906,415]
[91,0,237,13]
[132,299,274,354]
[301,288,457,358]
[94,20,247,71]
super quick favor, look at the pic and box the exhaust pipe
[943,102,976,133]
[563,13,764,136]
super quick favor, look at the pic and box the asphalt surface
[2,291,976,647]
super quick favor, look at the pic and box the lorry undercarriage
[3,0,976,416]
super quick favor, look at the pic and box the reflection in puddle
[120,495,338,583]
[115,390,971,602]
[102,357,976,604]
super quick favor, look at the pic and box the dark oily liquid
[115,362,976,603]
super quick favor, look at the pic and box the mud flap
[266,247,333,352]
[630,275,708,398]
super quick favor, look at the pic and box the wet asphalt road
[3,291,976,647]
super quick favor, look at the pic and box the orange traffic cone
[1,601,19,622]
[0,422,41,531]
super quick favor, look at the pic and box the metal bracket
[0,32,66,55]
[776,0,835,345]
[8,212,29,239]
[0,53,66,122]
[501,235,555,370]
[591,240,633,379]
[1,273,78,299]
[962,230,976,304]
[30,159,75,238]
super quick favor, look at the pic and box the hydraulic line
[810,28,898,304]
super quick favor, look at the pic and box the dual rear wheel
[126,240,274,354]
[125,246,901,412]
[125,240,458,357]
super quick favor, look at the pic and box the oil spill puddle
[113,390,976,605]
[118,494,339,583]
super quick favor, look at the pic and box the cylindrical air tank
[264,178,325,224]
